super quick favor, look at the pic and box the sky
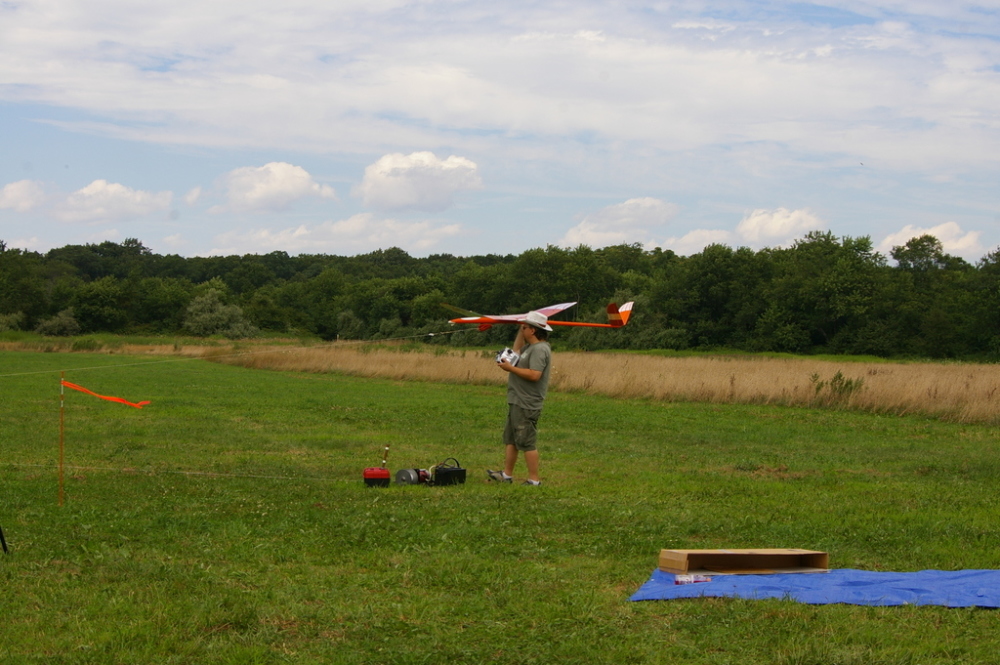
[1,1,999,262]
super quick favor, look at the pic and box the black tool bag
[431,458,466,486]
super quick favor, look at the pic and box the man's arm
[512,327,527,353]
[499,361,542,382]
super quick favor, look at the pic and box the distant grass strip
[5,336,1000,424]
[216,343,1000,424]
[7,337,1000,423]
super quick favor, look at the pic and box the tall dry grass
[213,344,1000,425]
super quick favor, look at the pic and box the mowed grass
[2,350,1000,664]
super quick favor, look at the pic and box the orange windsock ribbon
[61,380,151,409]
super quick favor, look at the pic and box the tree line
[2,232,999,360]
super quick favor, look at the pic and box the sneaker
[486,469,511,483]
[522,480,541,486]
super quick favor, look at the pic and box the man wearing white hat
[488,310,553,486]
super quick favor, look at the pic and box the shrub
[35,309,82,336]
[183,289,259,339]
[335,310,365,340]
[0,311,25,332]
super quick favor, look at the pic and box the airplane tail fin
[607,301,634,327]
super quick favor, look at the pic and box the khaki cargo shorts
[503,403,541,452]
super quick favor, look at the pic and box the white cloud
[0,180,47,212]
[83,229,122,243]
[183,186,202,206]
[162,233,187,249]
[659,207,823,256]
[736,208,824,245]
[663,228,734,256]
[355,152,482,212]
[214,162,336,213]
[55,180,173,223]
[878,221,984,260]
[559,197,679,248]
[207,213,463,255]
[5,236,43,252]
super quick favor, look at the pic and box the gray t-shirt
[506,341,551,410]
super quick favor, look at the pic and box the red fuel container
[363,467,391,487]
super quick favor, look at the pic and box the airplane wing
[439,303,483,318]
[444,302,577,330]
[445,301,633,331]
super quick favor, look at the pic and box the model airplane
[443,301,633,331]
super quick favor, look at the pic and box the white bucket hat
[523,310,553,331]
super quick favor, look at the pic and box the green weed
[811,370,866,403]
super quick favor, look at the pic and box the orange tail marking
[607,301,634,327]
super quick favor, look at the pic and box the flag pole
[59,372,65,507]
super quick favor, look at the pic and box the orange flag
[61,380,151,409]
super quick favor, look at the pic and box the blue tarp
[630,569,1000,607]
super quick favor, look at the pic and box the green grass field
[2,350,1000,664]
